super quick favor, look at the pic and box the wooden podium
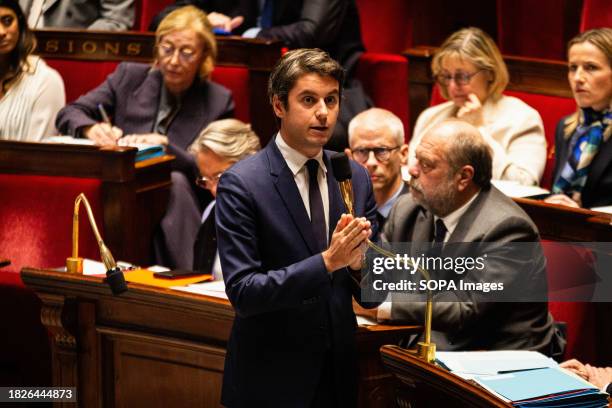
[381,345,512,407]
[21,267,419,408]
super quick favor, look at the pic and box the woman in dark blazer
[547,28,612,209]
[56,5,234,175]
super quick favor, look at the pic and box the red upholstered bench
[0,174,103,386]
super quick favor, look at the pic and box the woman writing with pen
[55,5,234,175]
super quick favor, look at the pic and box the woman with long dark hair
[0,0,64,141]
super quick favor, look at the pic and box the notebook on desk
[437,351,609,407]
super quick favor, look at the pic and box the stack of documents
[437,351,609,407]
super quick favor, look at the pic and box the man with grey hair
[346,108,408,230]
[356,119,562,355]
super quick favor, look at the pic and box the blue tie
[306,160,327,253]
[260,0,273,28]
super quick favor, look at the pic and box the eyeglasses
[435,70,485,86]
[351,146,400,163]
[158,42,198,63]
[195,173,223,189]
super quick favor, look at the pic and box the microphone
[331,153,436,363]
[66,193,128,295]
[330,152,354,216]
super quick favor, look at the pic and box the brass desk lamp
[331,153,435,363]
[66,193,127,295]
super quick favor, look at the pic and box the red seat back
[135,0,174,31]
[504,90,576,189]
[580,0,612,31]
[211,66,251,123]
[429,86,576,188]
[0,175,103,276]
[543,241,598,362]
[496,0,578,60]
[46,59,119,103]
[356,53,410,140]
[355,0,413,53]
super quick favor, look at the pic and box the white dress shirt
[376,191,481,321]
[276,133,330,243]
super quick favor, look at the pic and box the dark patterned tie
[430,218,447,258]
[306,159,327,253]
[433,219,447,244]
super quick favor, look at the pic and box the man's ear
[399,144,409,166]
[272,95,286,119]
[456,165,474,191]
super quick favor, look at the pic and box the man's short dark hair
[268,48,345,108]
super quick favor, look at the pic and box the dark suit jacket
[215,138,377,407]
[153,0,364,74]
[383,186,560,355]
[552,115,612,208]
[56,62,234,175]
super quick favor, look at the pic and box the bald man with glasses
[346,108,409,230]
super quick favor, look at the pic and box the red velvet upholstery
[46,59,120,103]
[429,86,576,188]
[542,241,598,362]
[0,175,103,386]
[496,0,568,60]
[504,90,576,189]
[0,175,103,275]
[355,0,413,54]
[135,0,174,31]
[48,60,251,123]
[580,0,612,31]
[356,53,410,140]
[211,66,251,123]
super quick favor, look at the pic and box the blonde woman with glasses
[56,5,234,175]
[408,27,546,186]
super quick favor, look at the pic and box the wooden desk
[21,267,419,408]
[514,197,612,242]
[381,345,511,407]
[0,140,172,264]
[403,46,571,133]
[33,29,282,144]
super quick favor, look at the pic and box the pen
[97,104,112,125]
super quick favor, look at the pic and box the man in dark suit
[356,119,561,355]
[216,48,377,407]
[346,108,409,231]
[151,0,371,150]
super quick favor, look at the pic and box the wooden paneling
[21,268,419,407]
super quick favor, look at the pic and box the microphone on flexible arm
[330,152,436,363]
[66,193,128,296]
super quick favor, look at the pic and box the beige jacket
[409,95,547,185]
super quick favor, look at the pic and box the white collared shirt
[376,190,481,321]
[433,191,480,243]
[276,133,330,243]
